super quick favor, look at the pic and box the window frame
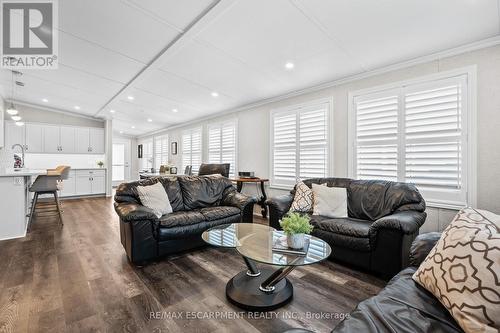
[348,66,477,209]
[270,98,332,189]
[139,138,154,171]
[207,119,238,178]
[153,134,169,169]
[181,127,203,174]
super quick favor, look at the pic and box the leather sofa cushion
[199,206,240,221]
[178,175,232,210]
[159,211,205,228]
[348,180,425,221]
[310,215,370,238]
[332,268,463,333]
[157,214,241,241]
[159,177,184,212]
[312,229,370,251]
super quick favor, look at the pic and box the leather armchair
[198,163,230,177]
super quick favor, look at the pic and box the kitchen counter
[0,168,47,177]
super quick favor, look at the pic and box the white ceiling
[1,0,499,136]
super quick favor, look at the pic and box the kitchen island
[0,168,46,240]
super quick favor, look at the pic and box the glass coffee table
[202,223,331,311]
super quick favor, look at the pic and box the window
[208,120,237,177]
[271,101,329,188]
[350,71,474,209]
[182,127,202,174]
[154,134,169,168]
[140,139,153,170]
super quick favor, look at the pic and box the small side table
[229,178,269,218]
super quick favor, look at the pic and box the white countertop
[0,168,47,177]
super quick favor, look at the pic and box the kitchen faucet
[11,144,25,168]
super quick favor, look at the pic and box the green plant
[97,161,104,167]
[279,212,313,235]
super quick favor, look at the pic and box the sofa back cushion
[293,178,425,221]
[114,177,185,211]
[178,175,233,210]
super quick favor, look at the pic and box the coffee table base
[226,268,293,311]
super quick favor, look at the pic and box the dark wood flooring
[0,197,385,333]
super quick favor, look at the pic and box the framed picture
[138,144,143,158]
[171,141,178,155]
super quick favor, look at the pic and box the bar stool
[27,166,70,232]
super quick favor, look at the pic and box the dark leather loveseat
[333,232,464,332]
[266,178,426,279]
[114,175,255,264]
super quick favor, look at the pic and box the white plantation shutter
[140,139,153,170]
[154,135,168,168]
[182,128,202,174]
[354,93,399,181]
[352,74,469,208]
[271,102,329,187]
[208,121,237,177]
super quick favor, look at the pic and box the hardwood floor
[0,197,385,333]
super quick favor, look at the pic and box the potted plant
[279,212,314,249]
[97,160,104,168]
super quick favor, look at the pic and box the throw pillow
[311,183,348,218]
[136,182,173,218]
[290,182,314,212]
[412,207,500,333]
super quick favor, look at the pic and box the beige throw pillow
[412,208,500,333]
[136,182,172,218]
[290,182,314,212]
[311,184,347,218]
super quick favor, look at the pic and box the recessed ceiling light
[127,96,134,100]
[119,131,123,134]
[74,106,81,110]
[172,108,178,113]
[110,109,115,113]
[211,92,219,97]
[42,98,48,103]
[285,62,295,70]
[11,115,21,121]
[15,121,24,127]
[147,118,152,122]
[131,126,135,129]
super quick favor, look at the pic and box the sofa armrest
[408,232,442,267]
[114,202,158,222]
[265,193,294,229]
[370,211,426,236]
[221,190,256,211]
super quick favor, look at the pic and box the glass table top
[202,223,331,267]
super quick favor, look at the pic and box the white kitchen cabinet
[91,175,106,194]
[75,174,92,195]
[73,169,106,196]
[60,126,76,153]
[89,128,105,154]
[60,170,76,197]
[25,123,44,153]
[0,105,4,148]
[75,127,90,153]
[5,121,25,149]
[43,124,60,153]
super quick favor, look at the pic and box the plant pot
[287,233,305,249]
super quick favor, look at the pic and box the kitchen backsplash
[0,147,105,169]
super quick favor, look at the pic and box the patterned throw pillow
[290,182,313,212]
[412,208,500,333]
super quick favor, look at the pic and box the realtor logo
[1,0,58,69]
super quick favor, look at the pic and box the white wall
[139,45,500,232]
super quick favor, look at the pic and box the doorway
[112,139,131,186]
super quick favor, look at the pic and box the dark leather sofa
[333,232,464,333]
[114,175,255,264]
[266,178,426,279]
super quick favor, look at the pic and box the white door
[91,175,106,194]
[89,128,105,154]
[25,123,44,153]
[75,127,90,153]
[75,175,91,195]
[112,141,130,186]
[43,125,60,153]
[59,126,76,153]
